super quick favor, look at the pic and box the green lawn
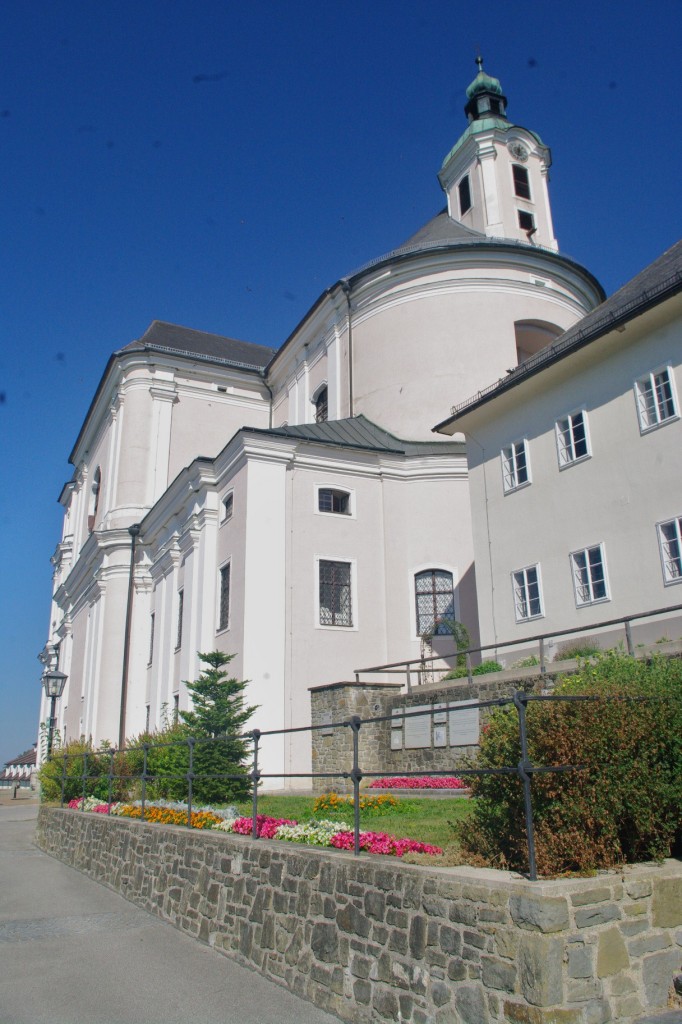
[234,794,474,850]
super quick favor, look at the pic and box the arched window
[415,569,455,637]
[314,386,328,423]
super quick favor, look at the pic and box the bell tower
[438,58,558,251]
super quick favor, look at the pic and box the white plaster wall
[462,297,682,652]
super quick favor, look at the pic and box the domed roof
[466,68,503,100]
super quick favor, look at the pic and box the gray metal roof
[436,238,682,430]
[246,414,465,456]
[123,320,276,371]
[396,208,484,248]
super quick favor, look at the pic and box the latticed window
[318,488,350,515]
[556,411,589,466]
[175,590,184,649]
[415,569,455,636]
[501,440,529,492]
[314,386,328,423]
[222,493,233,522]
[512,566,543,621]
[635,368,677,430]
[658,518,682,584]
[570,545,608,606]
[218,564,231,630]
[319,560,352,626]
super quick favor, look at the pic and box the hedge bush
[458,652,682,875]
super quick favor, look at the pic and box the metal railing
[48,685,677,881]
[354,602,682,691]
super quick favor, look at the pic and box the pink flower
[231,815,296,838]
[330,829,442,857]
[369,776,467,790]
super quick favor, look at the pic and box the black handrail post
[624,619,634,656]
[107,749,114,808]
[406,665,412,693]
[60,753,67,807]
[81,751,88,807]
[350,716,362,856]
[141,743,149,821]
[186,738,195,828]
[251,729,261,840]
[466,653,473,685]
[513,690,538,881]
[539,638,546,675]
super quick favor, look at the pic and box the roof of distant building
[435,238,682,432]
[2,747,37,770]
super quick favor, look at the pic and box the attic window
[518,211,535,233]
[513,165,531,200]
[458,176,472,216]
[318,488,350,515]
[217,385,227,393]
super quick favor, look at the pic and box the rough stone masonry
[37,808,682,1024]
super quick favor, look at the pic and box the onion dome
[464,56,508,123]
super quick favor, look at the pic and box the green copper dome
[466,69,503,100]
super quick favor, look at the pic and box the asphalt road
[0,803,340,1024]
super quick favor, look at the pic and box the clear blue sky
[1,0,680,765]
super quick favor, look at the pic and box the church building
[40,63,605,781]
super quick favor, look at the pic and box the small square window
[556,411,590,467]
[318,488,350,515]
[221,493,234,522]
[657,517,682,585]
[570,544,609,607]
[518,210,535,232]
[634,367,678,431]
[512,565,543,621]
[501,440,530,493]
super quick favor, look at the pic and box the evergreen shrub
[459,653,682,875]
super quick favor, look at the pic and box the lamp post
[42,669,67,759]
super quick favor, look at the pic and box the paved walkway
[0,804,339,1024]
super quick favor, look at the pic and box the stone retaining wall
[37,807,682,1023]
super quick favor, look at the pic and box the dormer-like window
[318,488,350,515]
[314,386,328,423]
[518,210,535,233]
[458,175,472,216]
[512,164,531,200]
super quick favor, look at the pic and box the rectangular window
[658,517,682,584]
[218,564,231,630]
[518,210,535,232]
[173,693,179,724]
[319,560,352,626]
[556,411,590,466]
[512,565,543,621]
[145,705,150,732]
[512,164,531,199]
[318,488,350,515]
[570,544,609,606]
[175,590,184,650]
[221,493,234,522]
[148,613,155,666]
[501,440,530,492]
[458,175,472,215]
[635,367,678,431]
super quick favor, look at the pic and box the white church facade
[40,64,606,780]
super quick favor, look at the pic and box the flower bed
[368,776,468,790]
[65,797,442,857]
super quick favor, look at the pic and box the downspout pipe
[340,280,354,417]
[118,523,141,749]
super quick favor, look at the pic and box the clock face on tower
[508,141,529,162]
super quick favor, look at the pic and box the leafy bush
[459,653,682,875]
[553,638,601,662]
[39,739,111,802]
[512,655,541,668]
[444,659,504,680]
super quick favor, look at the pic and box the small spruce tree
[180,651,257,803]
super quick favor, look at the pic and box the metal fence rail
[47,688,678,881]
